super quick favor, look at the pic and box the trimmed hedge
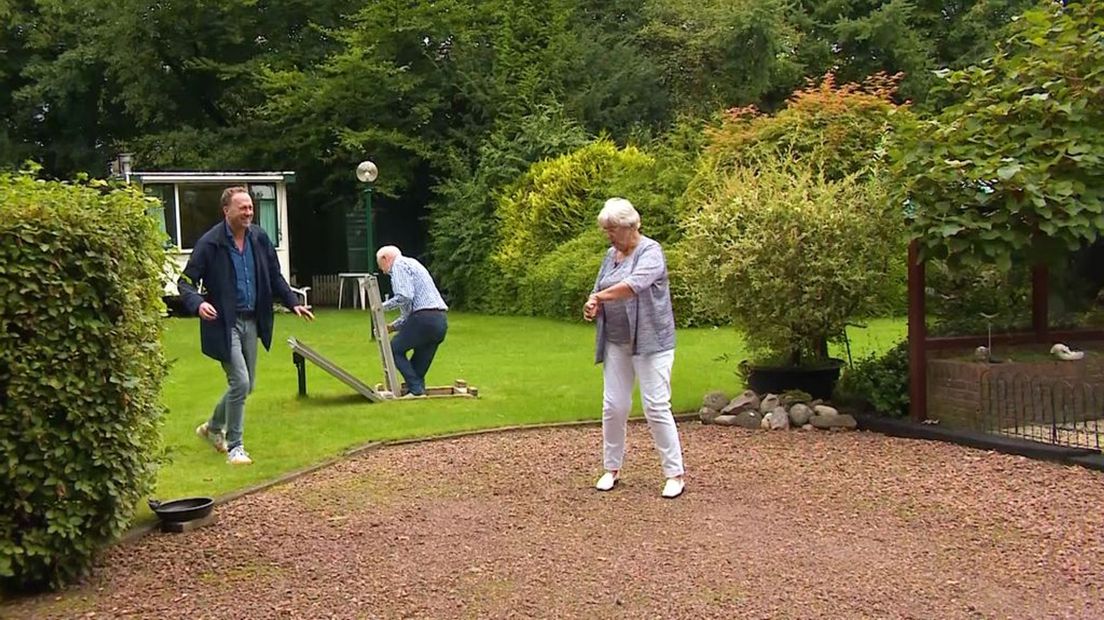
[0,170,166,592]
[493,139,654,286]
[517,228,608,320]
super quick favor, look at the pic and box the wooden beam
[907,240,927,421]
[925,329,1104,350]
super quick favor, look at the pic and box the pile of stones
[699,389,857,431]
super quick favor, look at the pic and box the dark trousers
[390,310,448,395]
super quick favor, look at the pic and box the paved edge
[854,413,1104,472]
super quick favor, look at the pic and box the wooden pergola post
[907,240,927,421]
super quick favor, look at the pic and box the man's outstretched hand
[294,306,315,321]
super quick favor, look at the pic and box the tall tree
[793,0,1037,106]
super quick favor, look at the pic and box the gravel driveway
[5,423,1103,619]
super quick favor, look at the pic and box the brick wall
[927,351,1104,429]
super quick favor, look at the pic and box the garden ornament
[1050,343,1085,361]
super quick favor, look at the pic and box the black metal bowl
[148,497,214,523]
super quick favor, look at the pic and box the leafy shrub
[490,138,690,316]
[493,139,654,285]
[685,73,908,212]
[897,2,1104,272]
[666,243,729,327]
[0,170,166,592]
[678,161,905,366]
[517,228,608,320]
[835,340,909,418]
[428,104,590,309]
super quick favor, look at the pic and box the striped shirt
[381,256,448,327]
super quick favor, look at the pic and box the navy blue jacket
[178,222,299,362]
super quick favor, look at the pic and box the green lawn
[153,310,905,513]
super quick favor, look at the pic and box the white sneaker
[227,445,253,465]
[661,477,685,499]
[594,471,619,491]
[195,423,227,453]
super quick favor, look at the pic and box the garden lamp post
[356,160,379,340]
[355,160,379,261]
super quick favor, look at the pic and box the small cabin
[130,171,297,295]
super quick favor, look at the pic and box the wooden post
[293,352,307,397]
[1032,264,1049,343]
[908,240,927,421]
[366,275,403,396]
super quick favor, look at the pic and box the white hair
[375,245,402,262]
[597,197,640,230]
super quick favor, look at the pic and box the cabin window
[143,182,281,250]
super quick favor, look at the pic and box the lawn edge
[120,412,701,544]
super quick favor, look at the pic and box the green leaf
[996,163,1022,180]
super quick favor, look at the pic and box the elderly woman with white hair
[583,197,685,499]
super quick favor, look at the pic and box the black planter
[148,497,214,523]
[745,358,845,400]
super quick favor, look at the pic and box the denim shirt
[224,222,256,312]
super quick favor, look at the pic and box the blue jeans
[209,318,257,449]
[391,310,448,395]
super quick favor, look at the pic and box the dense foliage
[677,162,904,365]
[897,2,1104,272]
[0,169,166,591]
[683,73,909,221]
[835,340,910,418]
[1,0,1041,283]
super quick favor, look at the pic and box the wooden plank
[925,330,1104,350]
[286,337,384,402]
[365,275,403,396]
[308,274,341,306]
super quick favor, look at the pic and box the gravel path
[5,423,1103,619]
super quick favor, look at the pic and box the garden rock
[801,423,815,430]
[759,394,780,414]
[810,414,857,430]
[703,391,729,412]
[722,390,760,414]
[732,411,763,429]
[788,403,813,426]
[779,390,813,408]
[813,405,839,417]
[760,415,771,429]
[713,415,738,427]
[699,407,721,425]
[769,406,790,430]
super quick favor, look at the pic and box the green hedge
[492,139,654,286]
[517,228,608,320]
[0,170,166,592]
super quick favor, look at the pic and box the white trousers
[602,344,684,478]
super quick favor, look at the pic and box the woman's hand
[583,295,600,321]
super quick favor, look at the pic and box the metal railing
[980,371,1104,451]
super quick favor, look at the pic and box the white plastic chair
[290,285,312,309]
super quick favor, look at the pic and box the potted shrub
[676,161,905,398]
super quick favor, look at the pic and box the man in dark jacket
[178,186,314,465]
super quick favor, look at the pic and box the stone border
[121,413,700,544]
